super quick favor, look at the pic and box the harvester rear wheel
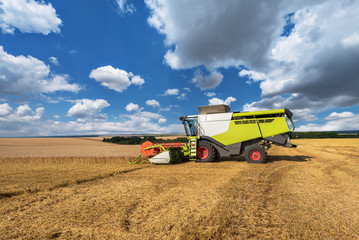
[244,144,267,163]
[197,141,216,162]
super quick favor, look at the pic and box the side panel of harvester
[197,113,232,137]
[198,109,291,146]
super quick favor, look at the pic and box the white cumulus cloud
[164,88,179,95]
[125,102,140,112]
[158,118,166,125]
[89,65,144,92]
[177,93,187,100]
[325,112,356,121]
[42,75,79,93]
[204,92,216,97]
[137,111,162,119]
[49,56,59,65]
[297,112,359,131]
[163,88,189,100]
[209,97,236,106]
[0,103,45,126]
[67,99,110,119]
[0,0,62,35]
[0,46,80,97]
[131,75,145,86]
[16,104,32,116]
[146,99,160,108]
[0,103,12,116]
[239,69,268,84]
[89,66,131,92]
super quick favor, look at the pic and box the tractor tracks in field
[0,166,153,218]
[118,172,190,234]
[182,162,296,239]
[309,145,359,159]
[296,145,359,181]
[0,167,144,200]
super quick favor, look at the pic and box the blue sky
[0,0,359,137]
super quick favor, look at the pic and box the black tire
[244,144,267,163]
[196,141,216,162]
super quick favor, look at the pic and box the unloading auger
[132,104,297,164]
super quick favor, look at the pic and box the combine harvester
[135,104,297,164]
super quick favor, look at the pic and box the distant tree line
[103,136,188,144]
[292,131,359,139]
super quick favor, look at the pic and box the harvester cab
[137,104,297,164]
[180,115,198,136]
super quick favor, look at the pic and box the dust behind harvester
[134,104,297,164]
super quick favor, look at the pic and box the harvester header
[135,104,296,164]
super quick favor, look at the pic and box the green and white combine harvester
[138,104,297,164]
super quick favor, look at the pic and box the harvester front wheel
[197,141,216,162]
[244,144,267,163]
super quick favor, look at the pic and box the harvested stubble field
[1,138,359,239]
[0,137,139,158]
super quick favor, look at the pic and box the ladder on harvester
[188,137,197,161]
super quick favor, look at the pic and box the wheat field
[1,138,359,239]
